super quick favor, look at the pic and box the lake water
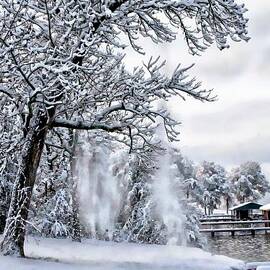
[207,234,270,262]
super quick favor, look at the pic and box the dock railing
[200,219,270,237]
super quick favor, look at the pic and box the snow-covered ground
[0,237,245,270]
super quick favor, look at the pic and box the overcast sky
[125,1,270,177]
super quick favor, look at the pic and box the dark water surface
[207,234,270,262]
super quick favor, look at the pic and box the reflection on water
[207,234,270,262]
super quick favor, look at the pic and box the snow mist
[153,148,187,245]
[76,139,121,240]
[152,108,186,245]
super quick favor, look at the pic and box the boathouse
[229,202,262,220]
[260,203,270,226]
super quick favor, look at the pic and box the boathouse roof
[229,202,262,211]
[260,203,270,211]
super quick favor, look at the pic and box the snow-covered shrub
[40,189,72,237]
[182,202,206,248]
[28,136,74,238]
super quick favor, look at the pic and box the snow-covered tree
[182,202,206,248]
[169,148,205,247]
[222,180,235,214]
[229,161,270,203]
[0,101,21,233]
[114,151,164,244]
[196,161,227,215]
[112,147,205,247]
[0,0,249,256]
[172,149,199,200]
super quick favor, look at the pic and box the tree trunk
[70,130,81,242]
[0,108,48,257]
[226,197,229,214]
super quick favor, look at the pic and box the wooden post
[231,230,235,237]
[251,229,255,237]
[211,231,215,237]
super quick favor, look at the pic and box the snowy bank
[0,237,244,270]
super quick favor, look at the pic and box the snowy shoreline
[0,237,245,270]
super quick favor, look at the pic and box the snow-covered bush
[41,189,72,238]
[183,202,206,248]
[28,134,74,238]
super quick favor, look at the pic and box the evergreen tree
[230,161,270,203]
[196,161,227,215]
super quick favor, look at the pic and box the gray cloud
[181,135,270,166]
[181,99,270,135]
[175,99,270,167]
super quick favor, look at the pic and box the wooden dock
[200,217,236,222]
[199,219,270,237]
[200,214,237,223]
[201,214,234,218]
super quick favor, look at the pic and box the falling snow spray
[153,148,187,245]
[76,126,186,245]
[76,135,121,240]
[152,104,186,245]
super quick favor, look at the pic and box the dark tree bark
[0,215,6,234]
[226,197,229,214]
[0,107,48,256]
[186,189,189,199]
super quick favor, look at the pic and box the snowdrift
[0,237,245,270]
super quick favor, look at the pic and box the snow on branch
[0,0,248,156]
[52,119,124,132]
[51,56,212,151]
